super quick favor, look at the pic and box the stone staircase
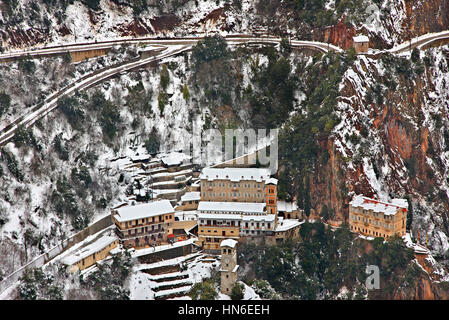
[137,252,218,300]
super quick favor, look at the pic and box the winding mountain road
[0,35,341,146]
[387,30,449,54]
[0,35,340,61]
[0,30,448,146]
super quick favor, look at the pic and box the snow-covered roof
[181,192,201,202]
[198,201,266,214]
[391,198,409,208]
[275,219,303,232]
[132,238,197,258]
[242,214,275,222]
[221,239,238,248]
[130,154,151,162]
[160,152,191,166]
[403,233,430,254]
[277,200,298,212]
[349,195,408,215]
[198,213,243,220]
[60,236,117,266]
[353,35,369,43]
[199,167,271,182]
[265,178,278,185]
[114,200,174,222]
[133,188,147,197]
[175,210,198,219]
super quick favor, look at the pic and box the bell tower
[265,178,278,227]
[220,239,239,294]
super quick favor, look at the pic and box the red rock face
[150,14,181,33]
[0,28,49,48]
[194,5,236,32]
[117,18,153,37]
[404,0,449,38]
[385,117,412,160]
[323,17,357,50]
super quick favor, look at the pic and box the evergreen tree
[189,280,218,300]
[304,177,311,217]
[230,282,245,300]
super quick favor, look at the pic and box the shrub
[88,90,107,111]
[71,166,92,188]
[251,279,280,299]
[144,129,160,154]
[189,280,218,300]
[230,282,245,300]
[411,48,420,63]
[0,92,11,116]
[85,0,101,11]
[1,149,24,181]
[192,34,229,66]
[81,252,132,299]
[53,134,69,161]
[182,83,190,100]
[99,101,121,140]
[13,125,41,151]
[57,95,84,130]
[18,58,36,74]
[158,91,167,116]
[160,64,170,90]
[18,268,63,300]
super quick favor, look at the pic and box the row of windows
[122,225,165,236]
[199,219,272,227]
[203,182,263,188]
[123,214,173,228]
[199,211,264,215]
[351,225,405,237]
[351,225,390,238]
[200,220,240,226]
[351,207,396,220]
[183,200,199,204]
[202,192,263,198]
[241,229,265,235]
[351,215,391,229]
[200,229,236,234]
[242,222,271,229]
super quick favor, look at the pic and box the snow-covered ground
[128,252,219,300]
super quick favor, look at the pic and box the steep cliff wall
[306,45,449,258]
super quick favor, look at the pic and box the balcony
[200,223,238,228]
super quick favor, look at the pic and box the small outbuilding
[353,35,369,53]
